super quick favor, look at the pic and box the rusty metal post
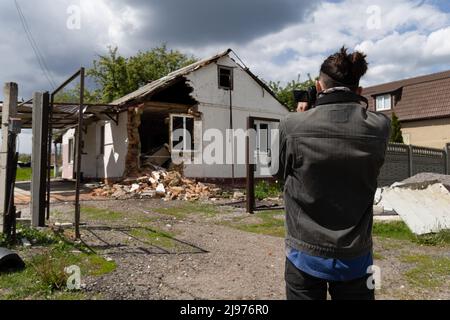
[74,68,85,239]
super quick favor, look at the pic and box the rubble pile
[92,170,222,201]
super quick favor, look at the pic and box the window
[68,138,74,164]
[99,125,105,155]
[218,66,233,90]
[257,123,269,153]
[171,115,195,153]
[375,94,392,111]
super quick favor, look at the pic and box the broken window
[171,115,195,157]
[218,66,233,90]
[99,125,105,155]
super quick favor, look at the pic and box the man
[277,47,391,300]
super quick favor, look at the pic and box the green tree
[390,112,404,143]
[269,74,316,111]
[53,84,99,104]
[87,45,197,103]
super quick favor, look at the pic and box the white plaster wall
[184,56,289,178]
[102,111,128,179]
[62,129,75,179]
[61,111,128,180]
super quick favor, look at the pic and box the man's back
[279,95,391,260]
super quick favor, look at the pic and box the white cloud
[196,0,450,86]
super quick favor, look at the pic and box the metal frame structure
[246,116,283,214]
[0,70,119,240]
[47,68,85,238]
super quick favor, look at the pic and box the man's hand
[297,102,309,112]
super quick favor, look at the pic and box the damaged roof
[113,48,288,110]
[363,70,450,122]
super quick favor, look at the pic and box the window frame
[170,114,196,154]
[375,94,392,111]
[68,138,74,164]
[218,65,234,90]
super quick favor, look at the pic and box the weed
[373,221,450,246]
[400,254,450,288]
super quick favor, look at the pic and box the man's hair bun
[320,46,368,88]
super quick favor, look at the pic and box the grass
[373,221,450,246]
[400,254,450,288]
[81,207,125,221]
[16,167,32,182]
[225,210,285,238]
[0,225,116,300]
[16,168,54,182]
[154,202,221,219]
[130,227,177,249]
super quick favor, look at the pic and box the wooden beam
[141,101,191,113]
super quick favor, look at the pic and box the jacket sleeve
[274,119,287,183]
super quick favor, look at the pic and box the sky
[1,0,449,153]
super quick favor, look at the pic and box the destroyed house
[61,49,289,182]
[363,70,450,149]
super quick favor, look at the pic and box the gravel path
[22,198,448,300]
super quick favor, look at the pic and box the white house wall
[61,111,128,180]
[62,128,75,179]
[184,56,289,178]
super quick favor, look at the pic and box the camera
[293,86,318,110]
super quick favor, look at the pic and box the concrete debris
[21,238,32,248]
[377,175,450,235]
[92,169,222,201]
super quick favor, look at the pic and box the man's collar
[315,89,368,109]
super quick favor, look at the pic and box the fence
[378,142,450,187]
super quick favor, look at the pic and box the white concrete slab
[379,183,450,235]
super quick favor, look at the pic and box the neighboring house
[363,70,450,149]
[61,49,289,182]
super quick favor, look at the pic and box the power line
[14,0,56,89]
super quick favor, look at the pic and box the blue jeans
[285,258,375,300]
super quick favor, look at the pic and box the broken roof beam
[140,101,192,113]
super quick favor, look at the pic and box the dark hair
[320,46,368,91]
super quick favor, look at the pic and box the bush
[255,180,282,200]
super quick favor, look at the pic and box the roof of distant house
[362,70,450,122]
